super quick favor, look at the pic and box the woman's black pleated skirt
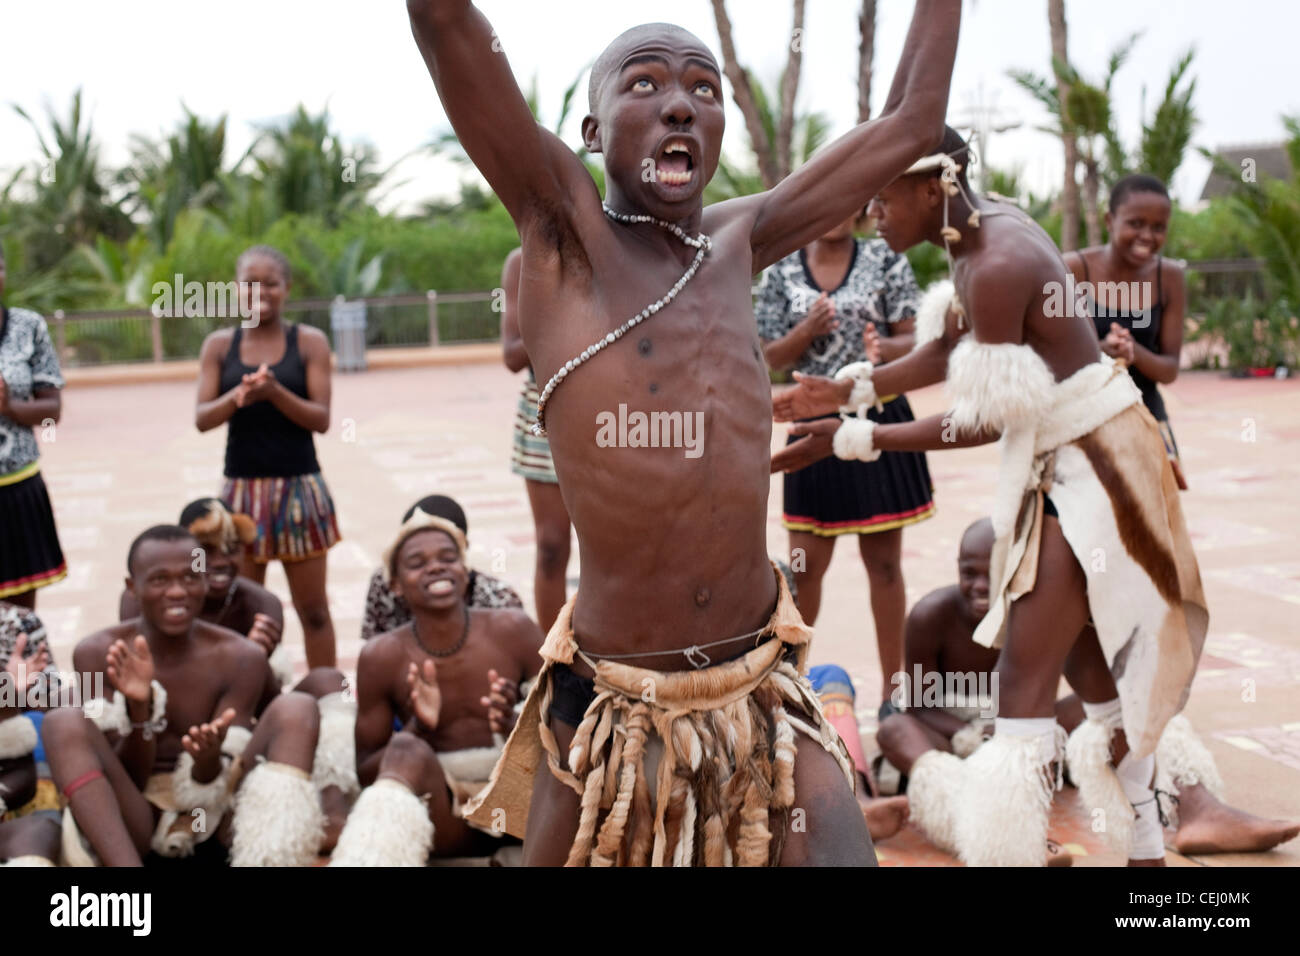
[0,464,67,598]
[782,395,936,536]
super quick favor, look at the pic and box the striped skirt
[510,375,558,484]
[220,472,341,564]
[0,462,67,599]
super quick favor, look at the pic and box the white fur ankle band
[312,692,360,797]
[1155,714,1223,802]
[231,761,324,866]
[832,417,880,462]
[329,778,434,867]
[833,361,881,415]
[0,714,38,760]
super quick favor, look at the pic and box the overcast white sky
[2,0,1295,212]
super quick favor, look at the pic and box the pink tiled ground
[31,361,1300,866]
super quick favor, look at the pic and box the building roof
[1200,143,1294,200]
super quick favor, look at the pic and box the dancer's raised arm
[722,0,961,274]
[407,0,596,227]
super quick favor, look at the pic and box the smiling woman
[194,245,342,670]
[0,247,67,611]
[1063,173,1189,489]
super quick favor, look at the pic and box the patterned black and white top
[755,238,921,378]
[360,567,525,640]
[0,307,64,477]
[0,600,61,700]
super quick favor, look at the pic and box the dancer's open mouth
[655,136,698,188]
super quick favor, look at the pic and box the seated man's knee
[876,713,909,754]
[264,691,321,733]
[0,814,62,860]
[382,730,436,767]
[40,707,89,750]
[297,667,346,697]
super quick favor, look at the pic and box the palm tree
[294,236,386,299]
[11,89,133,271]
[858,0,876,123]
[119,106,237,250]
[704,74,831,203]
[245,106,383,226]
[708,0,810,188]
[1011,33,1139,247]
[1047,0,1081,251]
[1204,115,1300,306]
[1136,50,1198,186]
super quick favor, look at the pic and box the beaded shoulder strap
[530,206,712,436]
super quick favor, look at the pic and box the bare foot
[1174,784,1300,855]
[1046,839,1073,867]
[319,784,350,855]
[862,796,909,841]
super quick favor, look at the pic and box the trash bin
[330,296,367,372]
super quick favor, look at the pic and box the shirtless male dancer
[330,512,543,864]
[772,127,1207,866]
[406,0,961,865]
[120,499,357,847]
[879,518,1298,859]
[42,526,326,866]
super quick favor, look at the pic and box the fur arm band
[0,714,38,760]
[944,337,1056,436]
[223,725,252,759]
[170,724,252,812]
[84,680,168,740]
[267,644,295,689]
[832,417,881,462]
[913,280,956,351]
[950,722,986,759]
[833,362,882,415]
[171,751,234,813]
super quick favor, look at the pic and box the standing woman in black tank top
[1063,173,1189,489]
[195,245,341,668]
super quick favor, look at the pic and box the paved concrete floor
[31,361,1300,865]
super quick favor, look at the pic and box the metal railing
[48,291,501,368]
[43,259,1272,368]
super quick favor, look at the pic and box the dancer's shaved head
[959,518,995,563]
[588,22,719,112]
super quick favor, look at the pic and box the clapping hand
[480,669,520,736]
[770,418,841,473]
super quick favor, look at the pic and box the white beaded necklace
[529,204,713,437]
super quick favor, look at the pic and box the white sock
[994,717,1060,766]
[1081,697,1122,723]
[1117,750,1164,860]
